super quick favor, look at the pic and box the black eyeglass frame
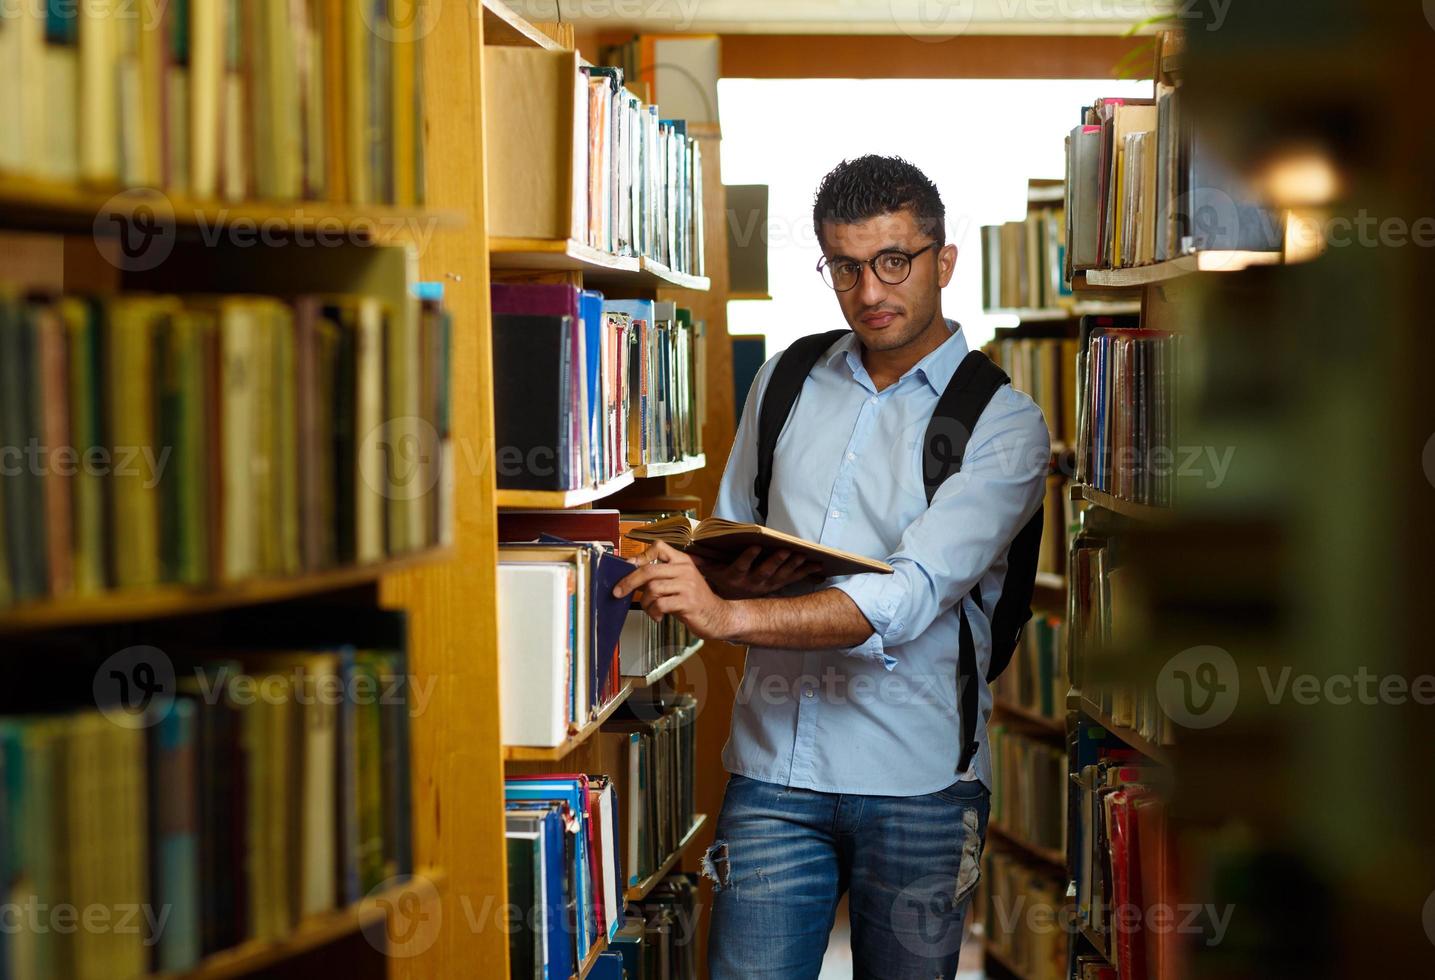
[815,241,940,292]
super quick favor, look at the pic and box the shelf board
[985,301,1142,321]
[503,681,636,762]
[992,698,1065,737]
[155,871,445,979]
[986,820,1066,870]
[573,933,608,980]
[1076,696,1174,767]
[1081,250,1284,288]
[727,291,773,301]
[632,454,706,479]
[0,175,462,236]
[0,548,453,635]
[489,238,709,291]
[624,814,709,901]
[627,639,704,688]
[1069,484,1171,523]
[496,471,637,509]
[481,0,566,50]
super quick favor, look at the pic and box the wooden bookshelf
[157,872,445,980]
[628,638,705,688]
[0,549,453,635]
[495,471,637,509]
[633,454,707,479]
[0,175,462,236]
[481,0,566,51]
[1079,249,1283,288]
[625,814,710,901]
[1076,695,1174,767]
[1070,483,1172,523]
[489,237,711,292]
[993,697,1066,737]
[983,938,1039,980]
[573,935,609,980]
[987,820,1066,870]
[502,682,637,762]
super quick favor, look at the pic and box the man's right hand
[691,546,826,600]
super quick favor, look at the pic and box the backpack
[753,328,1043,773]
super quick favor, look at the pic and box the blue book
[588,950,627,980]
[153,699,201,970]
[580,290,605,483]
[506,779,595,960]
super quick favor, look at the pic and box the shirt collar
[827,318,969,395]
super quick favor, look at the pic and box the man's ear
[937,243,959,288]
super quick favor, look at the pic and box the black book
[492,313,574,491]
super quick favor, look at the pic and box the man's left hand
[613,541,740,641]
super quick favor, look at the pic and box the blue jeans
[705,773,990,980]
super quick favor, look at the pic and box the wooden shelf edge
[986,820,1066,870]
[496,471,637,509]
[623,813,709,902]
[632,454,706,479]
[992,698,1065,737]
[627,639,704,688]
[1069,483,1171,523]
[503,682,636,762]
[0,548,454,634]
[481,0,567,51]
[1075,696,1174,766]
[0,175,462,234]
[639,258,711,291]
[488,239,709,291]
[1081,249,1284,288]
[573,933,608,980]
[156,870,446,980]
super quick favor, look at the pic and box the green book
[60,298,106,596]
[158,309,215,585]
[354,653,385,893]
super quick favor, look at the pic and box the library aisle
[1,2,1432,979]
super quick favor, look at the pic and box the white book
[300,655,339,916]
[498,563,573,747]
[598,782,620,941]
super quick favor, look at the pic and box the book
[624,515,893,578]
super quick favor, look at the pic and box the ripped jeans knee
[701,839,731,891]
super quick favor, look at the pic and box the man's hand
[690,546,826,600]
[612,541,742,641]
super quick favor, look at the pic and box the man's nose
[856,264,888,307]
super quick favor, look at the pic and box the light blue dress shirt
[713,320,1050,796]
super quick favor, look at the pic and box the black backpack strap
[753,329,851,522]
[925,351,1013,774]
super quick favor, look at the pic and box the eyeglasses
[816,242,939,292]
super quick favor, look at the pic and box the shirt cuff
[832,572,905,670]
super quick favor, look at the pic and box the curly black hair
[812,155,946,248]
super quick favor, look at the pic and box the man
[614,155,1049,979]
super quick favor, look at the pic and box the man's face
[820,207,957,353]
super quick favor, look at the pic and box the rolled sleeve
[831,569,910,669]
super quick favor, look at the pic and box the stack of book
[1074,324,1179,507]
[989,724,1068,855]
[504,773,625,979]
[496,533,633,748]
[1072,720,1178,980]
[611,873,702,980]
[0,0,425,204]
[1065,42,1284,273]
[490,285,704,492]
[0,285,451,610]
[1069,539,1173,747]
[599,34,720,126]
[993,614,1068,723]
[984,336,1080,446]
[982,848,1069,980]
[597,694,698,890]
[484,48,705,277]
[0,612,414,975]
[982,207,1071,311]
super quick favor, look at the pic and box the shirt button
[847,452,856,461]
[869,396,878,405]
[830,510,841,519]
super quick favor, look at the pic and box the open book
[624,516,893,578]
